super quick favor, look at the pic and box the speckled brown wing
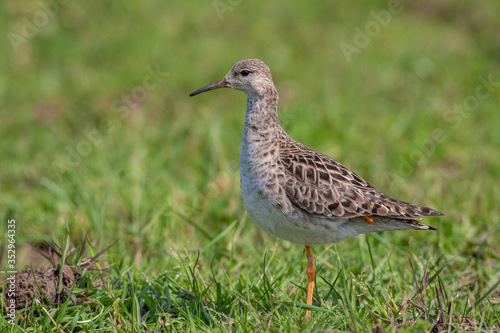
[279,139,445,220]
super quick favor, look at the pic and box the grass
[1,0,500,331]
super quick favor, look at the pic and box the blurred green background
[1,0,499,330]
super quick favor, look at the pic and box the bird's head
[190,59,275,98]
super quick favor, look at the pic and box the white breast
[239,131,360,245]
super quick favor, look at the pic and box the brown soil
[3,264,81,310]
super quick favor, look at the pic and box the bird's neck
[243,88,283,138]
[241,88,285,172]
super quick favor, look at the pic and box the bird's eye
[240,69,251,76]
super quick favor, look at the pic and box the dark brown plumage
[280,138,444,224]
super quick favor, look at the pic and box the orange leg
[363,215,373,224]
[305,245,315,322]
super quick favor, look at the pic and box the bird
[189,59,444,320]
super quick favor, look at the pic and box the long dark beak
[189,79,228,96]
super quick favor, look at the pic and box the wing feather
[279,139,445,219]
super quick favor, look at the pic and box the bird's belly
[240,174,357,245]
[239,136,361,245]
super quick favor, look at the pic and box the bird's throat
[241,91,283,174]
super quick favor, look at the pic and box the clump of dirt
[4,264,81,310]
